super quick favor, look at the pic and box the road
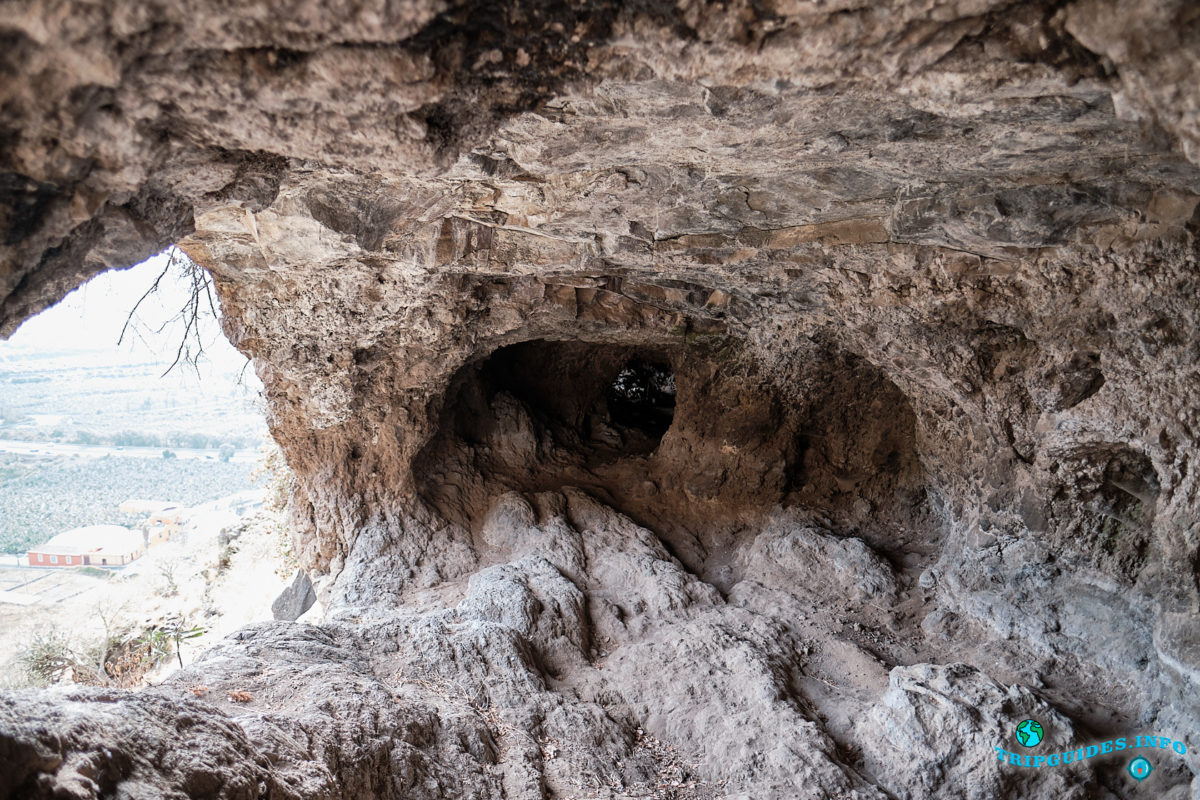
[0,438,258,463]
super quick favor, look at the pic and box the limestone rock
[861,662,1095,800]
[270,569,316,622]
[1,0,1200,797]
[736,514,899,604]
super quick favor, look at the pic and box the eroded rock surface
[2,1,1199,798]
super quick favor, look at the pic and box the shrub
[18,618,206,687]
[157,560,179,597]
[19,628,75,686]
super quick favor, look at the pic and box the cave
[605,360,676,442]
[2,2,1200,799]
[415,335,930,581]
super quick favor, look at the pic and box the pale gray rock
[861,662,1097,800]
[0,686,294,800]
[270,570,316,621]
[737,514,899,604]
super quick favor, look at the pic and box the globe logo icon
[1128,756,1153,782]
[1015,719,1044,747]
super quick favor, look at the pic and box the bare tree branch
[119,246,220,378]
[117,261,171,347]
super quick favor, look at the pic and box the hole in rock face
[415,336,932,572]
[467,339,671,457]
[0,250,275,686]
[606,360,676,443]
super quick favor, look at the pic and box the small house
[144,504,186,546]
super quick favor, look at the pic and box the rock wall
[2,1,1199,798]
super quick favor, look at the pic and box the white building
[27,525,144,567]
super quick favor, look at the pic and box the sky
[0,250,249,377]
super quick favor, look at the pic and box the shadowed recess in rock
[414,336,933,578]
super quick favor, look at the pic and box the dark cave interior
[415,336,935,574]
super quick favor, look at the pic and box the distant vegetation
[0,279,270,556]
[0,454,258,554]
[19,618,206,688]
[0,345,267,454]
[10,429,259,450]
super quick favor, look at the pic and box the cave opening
[443,338,677,463]
[0,248,288,689]
[605,360,676,443]
[415,334,935,571]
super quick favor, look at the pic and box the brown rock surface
[2,1,1199,797]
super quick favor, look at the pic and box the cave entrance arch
[414,336,933,572]
[0,248,278,686]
